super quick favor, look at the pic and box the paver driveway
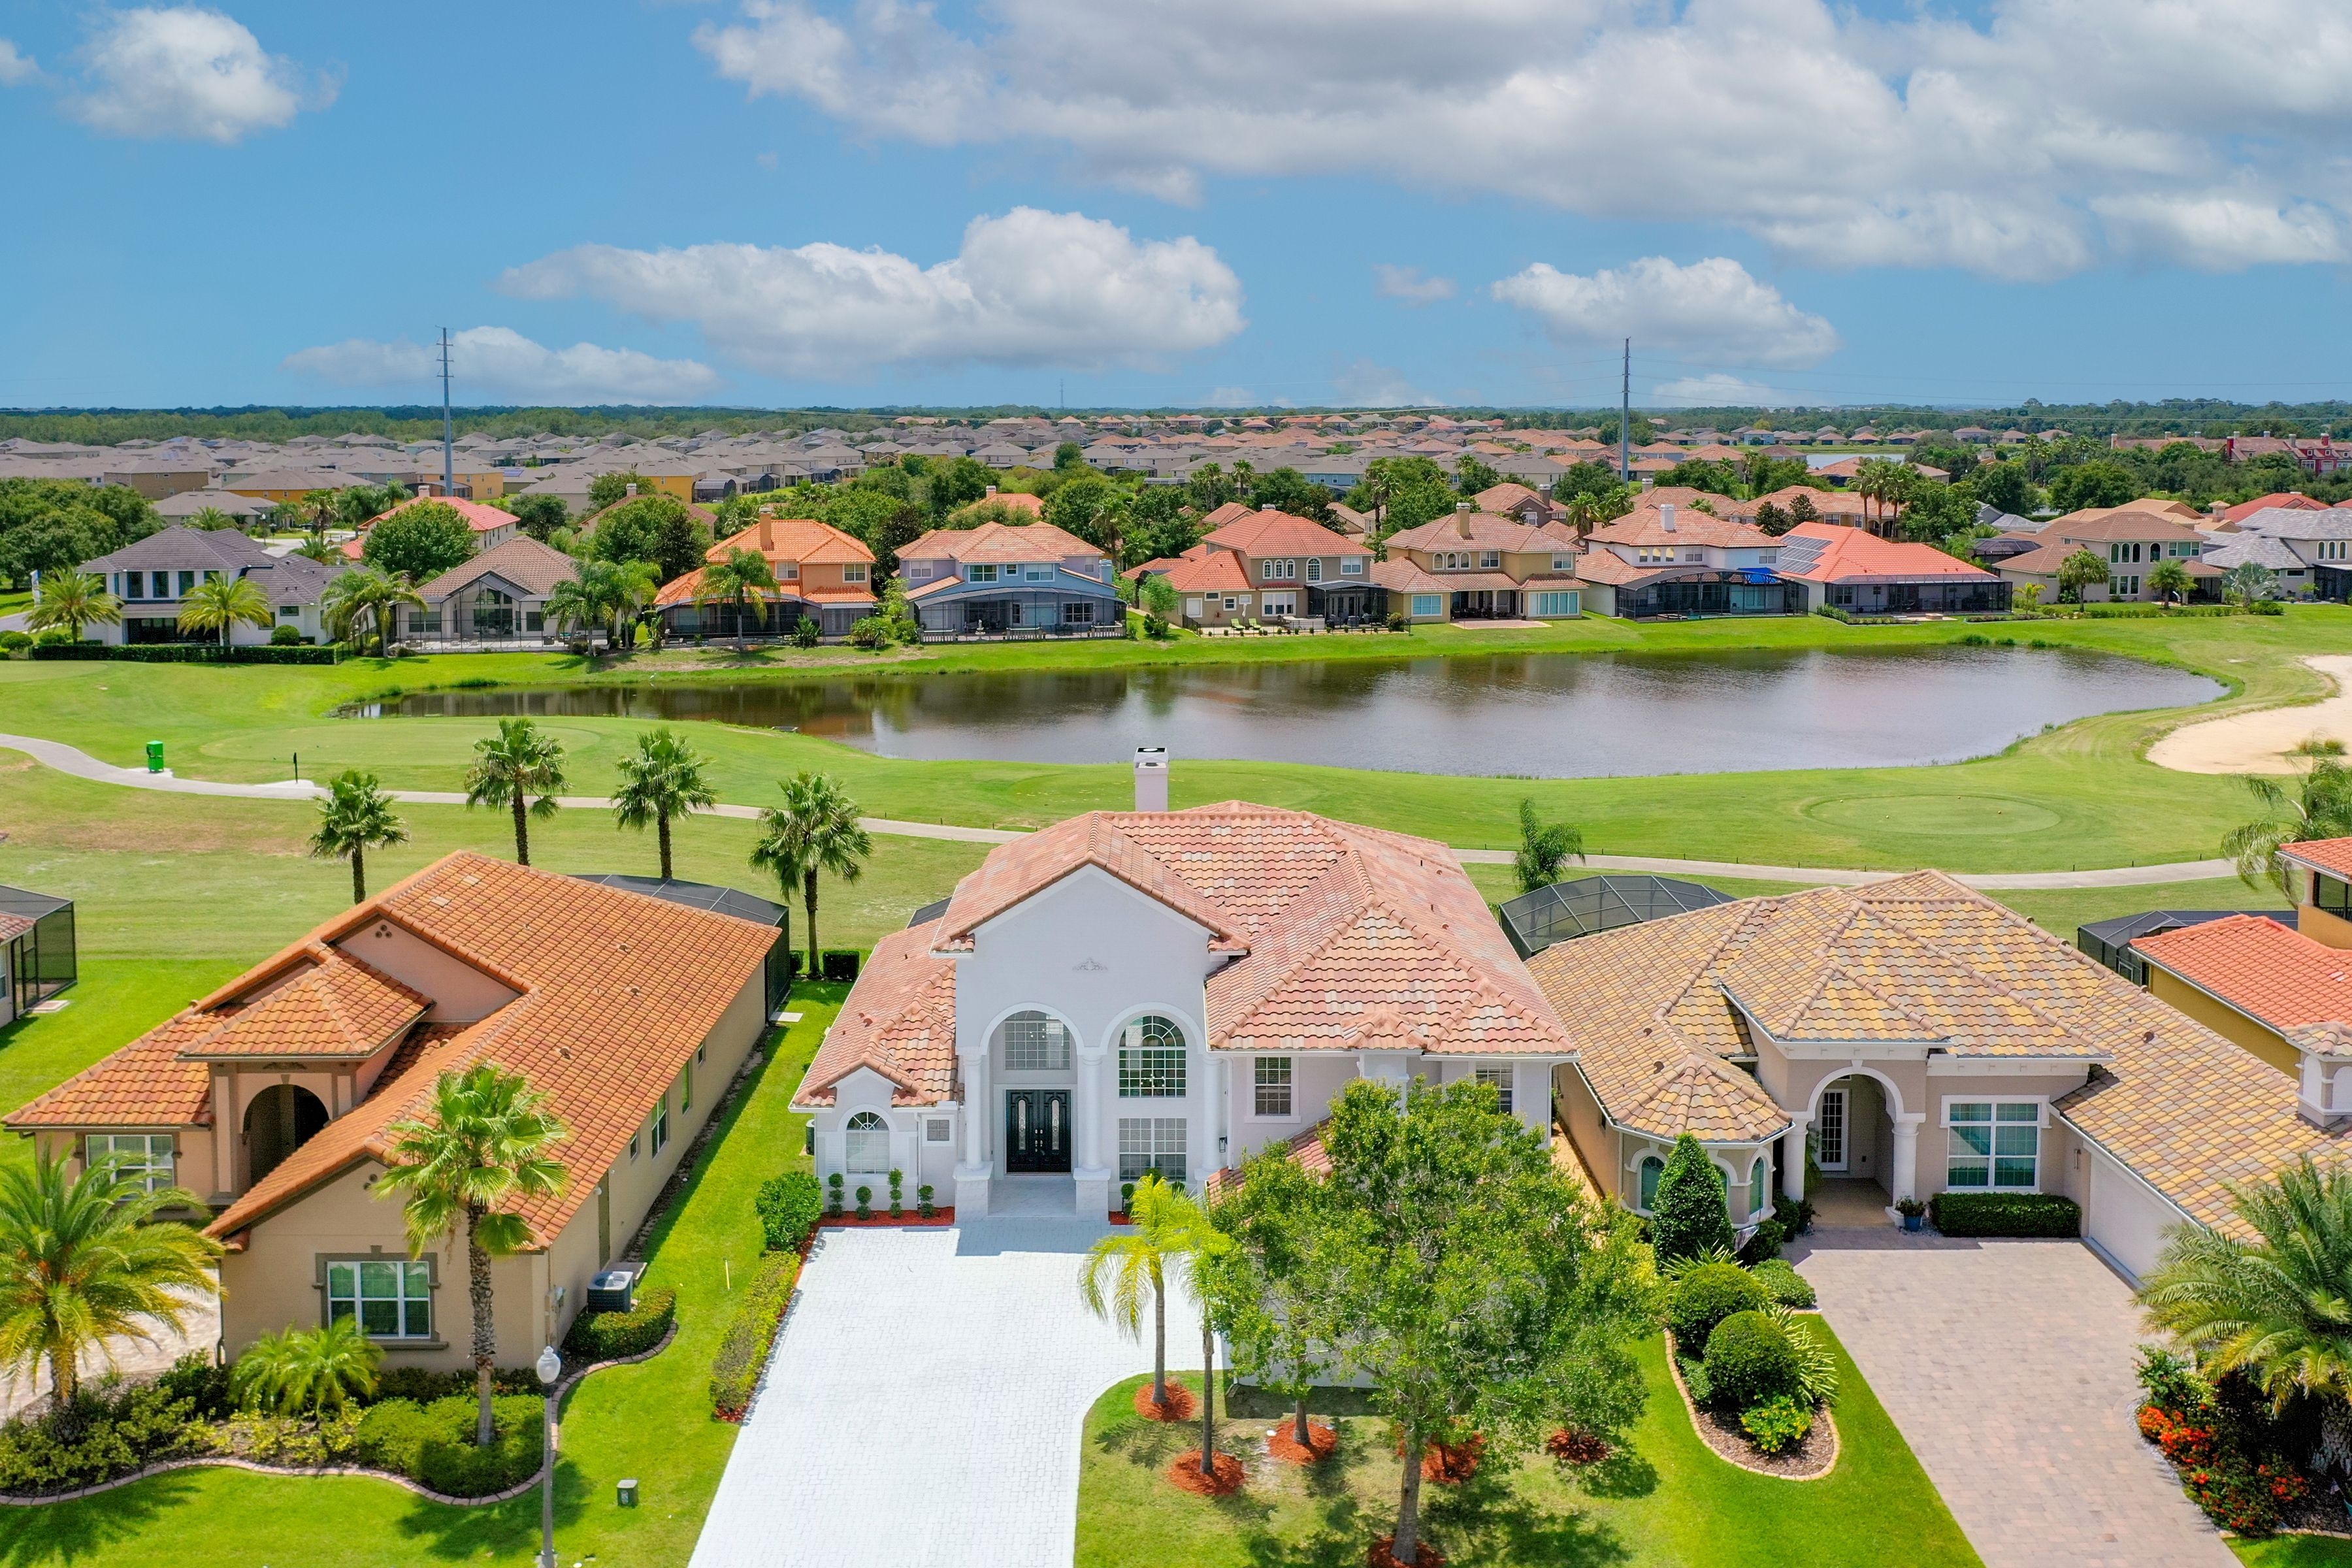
[691,1217,1203,1568]
[1793,1233,2232,1568]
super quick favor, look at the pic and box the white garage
[2081,1135,2194,1284]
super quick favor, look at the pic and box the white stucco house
[794,757,1574,1217]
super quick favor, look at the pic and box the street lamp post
[535,1344,563,1568]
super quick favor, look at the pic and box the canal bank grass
[0,606,2345,872]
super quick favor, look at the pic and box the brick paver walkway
[691,1218,1203,1568]
[1793,1233,2233,1568]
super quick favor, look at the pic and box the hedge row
[29,642,340,664]
[562,1286,676,1363]
[1928,1191,2080,1237]
[357,1392,544,1497]
[710,1252,799,1421]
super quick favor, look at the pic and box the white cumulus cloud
[1373,265,1455,304]
[691,0,2352,278]
[1331,358,1435,408]
[0,40,38,86]
[282,327,721,405]
[1649,373,1793,408]
[67,6,333,143]
[1492,257,1841,368]
[498,208,1245,378]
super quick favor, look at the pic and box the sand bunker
[2150,655,2352,775]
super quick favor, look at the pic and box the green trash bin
[144,741,164,774]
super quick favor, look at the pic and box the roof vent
[1660,504,1676,532]
[1134,746,1169,812]
[1260,500,1276,510]
[985,485,998,497]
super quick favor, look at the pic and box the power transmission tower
[438,328,455,496]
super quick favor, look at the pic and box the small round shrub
[1750,1258,1817,1309]
[1704,1310,1801,1411]
[1668,1261,1770,1347]
[0,630,31,655]
[1740,1394,1814,1455]
[31,628,74,648]
[269,623,304,645]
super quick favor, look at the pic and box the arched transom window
[1002,1011,1071,1072]
[845,1110,890,1173]
[1118,1015,1186,1097]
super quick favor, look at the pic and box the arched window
[845,1111,890,1173]
[1118,1016,1186,1097]
[1002,1011,1070,1072]
[1749,1157,1769,1218]
[1638,1154,1665,1211]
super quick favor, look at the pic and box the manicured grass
[2236,1537,2352,1565]
[1076,1327,1978,1568]
[0,989,839,1568]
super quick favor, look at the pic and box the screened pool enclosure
[1497,874,1737,959]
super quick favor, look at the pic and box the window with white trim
[1341,557,1364,576]
[924,1119,952,1143]
[1064,600,1096,624]
[1478,551,1500,569]
[1118,1117,1187,1184]
[1003,1011,1071,1071]
[966,563,998,583]
[1637,1154,1665,1210]
[1024,564,1052,581]
[1254,1057,1292,1118]
[649,1092,670,1157]
[1473,1066,1514,1115]
[1411,593,1442,617]
[1261,558,1296,581]
[1531,591,1578,616]
[1305,559,1322,581]
[1946,1100,2041,1190]
[86,1134,175,1193]
[841,564,867,583]
[1748,1157,1768,1217]
[327,1258,433,1339]
[1119,1016,1186,1096]
[845,1110,890,1172]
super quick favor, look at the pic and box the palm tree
[2148,557,2194,607]
[321,565,423,655]
[465,717,568,866]
[25,571,120,642]
[2223,740,2352,896]
[2140,1157,2352,1468]
[0,1148,222,1409]
[2056,547,2108,604]
[755,772,872,975]
[232,1316,382,1416]
[376,1063,567,1446]
[612,727,717,881]
[604,559,659,649]
[696,547,777,650]
[176,574,273,647]
[2225,562,2280,607]
[544,572,607,651]
[1079,1173,1190,1408]
[1513,798,1584,894]
[188,505,238,532]
[308,769,406,902]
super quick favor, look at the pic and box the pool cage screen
[0,886,76,1018]
[2076,909,2295,987]
[1498,875,1737,959]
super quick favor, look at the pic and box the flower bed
[1663,1331,1839,1480]
[2134,1350,2316,1537]
[816,1209,955,1230]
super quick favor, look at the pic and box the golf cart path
[0,730,2234,890]
[2149,653,2352,775]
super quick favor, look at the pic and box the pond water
[355,646,2223,779]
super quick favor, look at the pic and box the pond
[356,647,2223,779]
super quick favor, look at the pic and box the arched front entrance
[1807,1069,1906,1226]
[244,1083,328,1187]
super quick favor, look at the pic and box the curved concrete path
[0,732,2237,891]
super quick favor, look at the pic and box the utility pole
[438,327,455,496]
[1619,338,1631,482]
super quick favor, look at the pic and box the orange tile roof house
[341,495,519,563]
[654,514,877,641]
[896,519,1122,639]
[1573,502,1798,619]
[1772,522,2010,615]
[7,854,780,1367]
[1171,504,1380,629]
[795,775,1575,1218]
[1375,502,1584,623]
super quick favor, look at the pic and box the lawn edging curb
[1661,1331,1840,1482]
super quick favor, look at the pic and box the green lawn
[1076,1328,1978,1568]
[2237,1537,2352,1565]
[0,986,840,1568]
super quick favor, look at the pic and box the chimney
[1454,501,1473,538]
[1640,477,1654,492]
[985,485,998,497]
[624,482,638,497]
[1660,504,1676,532]
[1134,747,1169,812]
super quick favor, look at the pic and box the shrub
[710,1252,800,1420]
[355,1396,456,1477]
[847,615,890,649]
[1927,1191,2080,1237]
[0,630,31,655]
[1750,1258,1817,1309]
[855,1184,872,1220]
[756,1170,825,1252]
[917,1183,935,1218]
[1774,1194,1813,1238]
[791,617,821,648]
[0,1381,199,1494]
[1703,1311,1801,1411]
[1666,1260,1769,1347]
[563,1286,676,1362]
[414,1394,544,1497]
[826,1172,844,1217]
[888,1168,904,1219]
[821,949,860,982]
[1650,1134,1735,1264]
[1740,1395,1815,1455]
[155,1351,235,1420]
[31,628,74,648]
[1676,1353,1713,1406]
[1775,1306,1839,1407]
[1737,1218,1786,1264]
[197,1407,361,1467]
[29,642,338,663]
[372,1365,536,1405]
[2135,1345,2206,1416]
[269,623,305,645]
[1385,611,1409,632]
[1143,612,1170,639]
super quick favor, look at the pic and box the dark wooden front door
[1004,1089,1071,1173]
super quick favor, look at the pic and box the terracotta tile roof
[181,950,428,1060]
[1372,560,1522,594]
[1775,523,1998,583]
[1385,513,1577,554]
[897,520,1102,564]
[2282,838,2352,880]
[1588,504,1774,549]
[1619,1053,1789,1142]
[713,515,874,567]
[418,536,580,600]
[2133,915,2352,1034]
[1571,551,1648,586]
[1203,1118,1331,1198]
[1161,551,1252,594]
[795,923,958,1107]
[1203,510,1372,559]
[1750,485,1868,520]
[0,911,31,944]
[365,495,517,536]
[2222,492,2323,524]
[8,1014,217,1128]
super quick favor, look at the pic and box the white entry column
[954,1046,992,1218]
[1072,1040,1111,1216]
[1780,1112,1812,1204]
[1890,1111,1926,1212]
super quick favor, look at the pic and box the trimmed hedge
[29,642,340,664]
[755,1170,824,1253]
[1750,1258,1818,1309]
[563,1285,676,1362]
[355,1392,544,1497]
[1927,1191,2080,1237]
[710,1252,799,1420]
[819,949,860,983]
[1667,1262,1769,1347]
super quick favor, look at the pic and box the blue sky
[3,0,2348,412]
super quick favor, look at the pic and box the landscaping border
[1661,1331,1840,1482]
[0,1321,678,1509]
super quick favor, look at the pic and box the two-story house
[796,768,1575,1218]
[1375,503,1584,621]
[1160,505,1379,629]
[1998,506,2218,602]
[340,495,519,563]
[2213,506,2352,600]
[898,520,1124,637]
[653,515,878,640]
[1572,503,1797,618]
[80,526,345,645]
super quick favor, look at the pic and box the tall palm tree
[1078,1173,1189,1407]
[308,769,406,902]
[755,772,872,975]
[376,1064,567,1446]
[612,727,717,881]
[696,548,777,650]
[231,1316,382,1416]
[321,566,423,655]
[176,573,274,647]
[2223,740,2352,896]
[25,570,120,642]
[0,1148,222,1409]
[604,559,659,649]
[188,505,238,532]
[544,572,607,651]
[465,717,568,866]
[747,807,810,958]
[2140,1157,2352,1468]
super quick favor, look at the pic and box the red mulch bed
[819,1209,954,1229]
[1267,1421,1339,1465]
[1369,1535,1447,1567]
[1167,1450,1245,1496]
[1135,1382,1197,1422]
[1546,1428,1611,1465]
[1394,1432,1484,1484]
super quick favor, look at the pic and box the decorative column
[1889,1112,1925,1213]
[1072,1042,1111,1217]
[1779,1112,1812,1204]
[954,1047,992,1219]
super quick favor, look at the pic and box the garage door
[2085,1141,2191,1283]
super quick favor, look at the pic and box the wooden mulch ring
[1547,1428,1611,1465]
[1394,1432,1484,1484]
[1135,1382,1196,1422]
[1167,1450,1245,1496]
[1267,1421,1339,1465]
[1369,1535,1448,1567]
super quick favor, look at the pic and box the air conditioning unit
[587,1267,637,1315]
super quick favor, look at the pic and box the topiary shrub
[1666,1260,1769,1348]
[756,1170,825,1252]
[1750,1258,1817,1309]
[1927,1192,2079,1238]
[269,623,305,645]
[0,630,31,656]
[1650,1134,1735,1265]
[563,1286,676,1362]
[1703,1310,1801,1411]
